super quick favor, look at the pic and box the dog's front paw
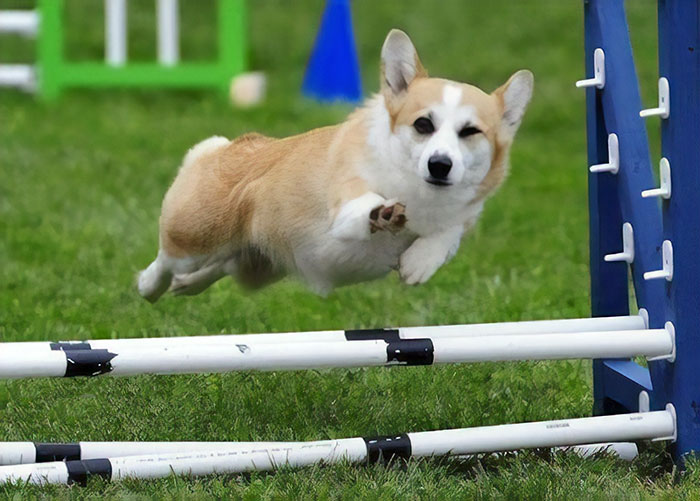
[370,202,407,234]
[399,242,444,285]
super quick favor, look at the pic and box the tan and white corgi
[137,29,533,302]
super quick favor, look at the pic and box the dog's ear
[380,29,427,97]
[493,70,534,140]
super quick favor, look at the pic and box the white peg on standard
[604,222,634,263]
[648,322,676,364]
[589,133,619,174]
[638,391,651,413]
[576,48,605,89]
[642,158,672,199]
[643,240,674,282]
[640,77,670,119]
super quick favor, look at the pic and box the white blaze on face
[442,84,462,107]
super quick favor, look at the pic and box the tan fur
[159,123,371,265]
[139,29,532,300]
[159,85,507,259]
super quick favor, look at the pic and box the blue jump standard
[584,0,700,460]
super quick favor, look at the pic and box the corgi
[137,29,533,302]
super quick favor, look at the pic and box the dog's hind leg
[137,252,174,303]
[170,260,233,296]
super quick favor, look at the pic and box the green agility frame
[35,0,246,100]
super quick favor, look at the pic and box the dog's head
[379,29,533,195]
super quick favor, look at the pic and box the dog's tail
[179,136,230,173]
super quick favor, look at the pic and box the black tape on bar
[35,443,81,462]
[50,342,92,351]
[386,339,434,365]
[364,434,411,463]
[345,328,400,342]
[64,350,116,377]
[66,458,112,486]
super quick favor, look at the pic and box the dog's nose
[428,154,453,180]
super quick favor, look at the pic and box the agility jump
[0,0,697,485]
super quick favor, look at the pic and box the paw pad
[370,203,407,234]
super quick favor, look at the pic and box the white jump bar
[1,314,646,353]
[0,328,673,380]
[0,64,36,90]
[0,440,638,467]
[0,409,675,485]
[0,10,38,36]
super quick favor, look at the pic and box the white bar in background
[156,0,179,66]
[0,10,39,36]
[401,314,646,338]
[459,442,639,461]
[105,0,127,66]
[0,441,299,466]
[0,64,36,90]
[0,439,368,485]
[0,409,675,485]
[0,462,71,485]
[0,440,638,466]
[407,408,675,456]
[0,314,647,353]
[564,442,638,460]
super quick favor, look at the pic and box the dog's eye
[413,117,435,135]
[458,126,481,138]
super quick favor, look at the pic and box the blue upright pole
[302,0,362,103]
[656,0,700,461]
[583,0,667,415]
[582,0,631,416]
[587,2,666,327]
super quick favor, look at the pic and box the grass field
[2,0,699,498]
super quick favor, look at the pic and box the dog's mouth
[426,177,452,187]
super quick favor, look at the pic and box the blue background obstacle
[302,0,362,103]
[585,0,700,459]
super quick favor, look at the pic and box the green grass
[0,0,692,498]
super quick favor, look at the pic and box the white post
[105,0,127,66]
[156,0,179,66]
